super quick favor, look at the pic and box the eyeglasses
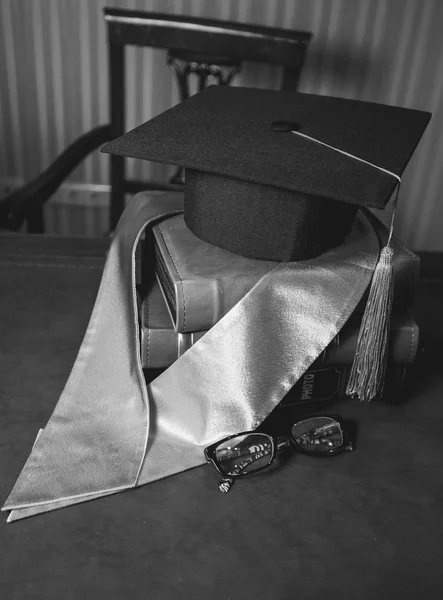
[204,414,353,492]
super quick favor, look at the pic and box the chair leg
[110,154,125,230]
[281,65,304,91]
[109,39,125,230]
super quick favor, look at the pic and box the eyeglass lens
[214,433,274,476]
[291,416,343,453]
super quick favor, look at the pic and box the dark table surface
[1,233,443,600]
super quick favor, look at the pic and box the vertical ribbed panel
[0,0,442,249]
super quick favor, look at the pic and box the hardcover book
[152,212,419,333]
[138,281,419,369]
[278,363,408,407]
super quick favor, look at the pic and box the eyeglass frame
[204,414,354,482]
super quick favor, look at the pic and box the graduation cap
[102,86,431,399]
[102,85,430,262]
[103,86,430,400]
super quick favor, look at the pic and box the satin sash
[3,192,379,521]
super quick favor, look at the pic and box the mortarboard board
[102,85,431,262]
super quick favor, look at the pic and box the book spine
[356,252,419,312]
[141,328,206,368]
[140,320,419,369]
[151,212,420,333]
[158,253,419,333]
[318,313,419,366]
[279,364,407,407]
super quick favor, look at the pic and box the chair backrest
[104,8,312,228]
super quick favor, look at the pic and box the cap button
[271,121,300,132]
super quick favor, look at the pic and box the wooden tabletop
[1,233,442,600]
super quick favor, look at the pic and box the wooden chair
[0,8,312,234]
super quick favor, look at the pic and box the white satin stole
[3,193,379,521]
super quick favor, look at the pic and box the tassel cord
[290,127,404,402]
[346,183,400,401]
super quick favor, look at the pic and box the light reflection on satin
[3,193,379,521]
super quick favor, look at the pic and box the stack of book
[138,211,420,406]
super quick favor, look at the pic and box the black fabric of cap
[102,86,430,261]
[184,169,358,261]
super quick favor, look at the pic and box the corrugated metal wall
[1,0,442,248]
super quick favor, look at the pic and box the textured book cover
[152,212,420,333]
[278,363,408,407]
[138,282,419,369]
